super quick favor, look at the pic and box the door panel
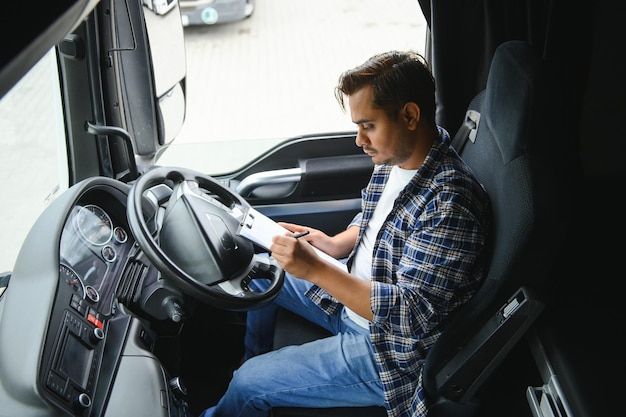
[219,132,372,236]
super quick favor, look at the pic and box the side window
[0,49,68,273]
[157,1,427,174]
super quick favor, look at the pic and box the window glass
[0,50,67,273]
[157,0,427,174]
[0,1,426,273]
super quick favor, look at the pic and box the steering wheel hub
[127,166,284,310]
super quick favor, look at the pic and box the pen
[292,230,310,239]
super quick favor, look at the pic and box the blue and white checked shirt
[305,127,491,417]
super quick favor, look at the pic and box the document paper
[237,208,348,272]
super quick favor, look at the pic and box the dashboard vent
[117,260,148,304]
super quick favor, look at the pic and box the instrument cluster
[59,202,132,313]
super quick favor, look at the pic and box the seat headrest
[483,40,543,164]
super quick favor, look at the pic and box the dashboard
[40,183,143,416]
[42,193,136,413]
[0,177,190,417]
[2,172,278,417]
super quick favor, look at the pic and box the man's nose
[355,129,367,147]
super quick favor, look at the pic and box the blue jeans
[198,271,385,417]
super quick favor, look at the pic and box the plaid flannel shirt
[305,127,491,417]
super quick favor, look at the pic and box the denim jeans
[197,271,385,417]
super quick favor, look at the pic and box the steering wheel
[127,166,284,310]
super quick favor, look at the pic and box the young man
[199,50,491,417]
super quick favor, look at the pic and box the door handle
[236,168,302,198]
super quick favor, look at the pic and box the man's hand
[270,232,322,282]
[277,222,358,259]
[271,225,373,321]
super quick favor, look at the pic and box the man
[199,50,491,417]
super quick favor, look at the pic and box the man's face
[348,85,414,167]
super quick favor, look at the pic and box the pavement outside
[158,0,427,173]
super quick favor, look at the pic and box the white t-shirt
[345,165,417,329]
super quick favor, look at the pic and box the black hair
[335,50,436,126]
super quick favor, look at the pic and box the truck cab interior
[0,1,623,417]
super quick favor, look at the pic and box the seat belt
[451,109,480,153]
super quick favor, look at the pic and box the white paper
[238,207,290,251]
[238,208,348,272]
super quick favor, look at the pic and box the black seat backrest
[422,40,575,415]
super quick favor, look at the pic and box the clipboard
[238,207,290,252]
[237,207,348,272]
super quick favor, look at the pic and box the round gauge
[113,226,128,243]
[60,263,85,298]
[75,204,113,246]
[85,285,100,303]
[102,245,116,262]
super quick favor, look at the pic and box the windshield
[0,0,425,274]
[157,0,427,174]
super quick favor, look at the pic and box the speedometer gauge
[75,204,113,245]
[60,263,85,298]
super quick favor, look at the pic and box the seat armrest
[427,286,544,403]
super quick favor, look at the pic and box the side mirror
[143,0,186,146]
[103,0,187,170]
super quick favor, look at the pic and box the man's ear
[402,102,421,130]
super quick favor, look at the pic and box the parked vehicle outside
[179,0,254,26]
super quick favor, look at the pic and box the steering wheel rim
[127,166,284,310]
